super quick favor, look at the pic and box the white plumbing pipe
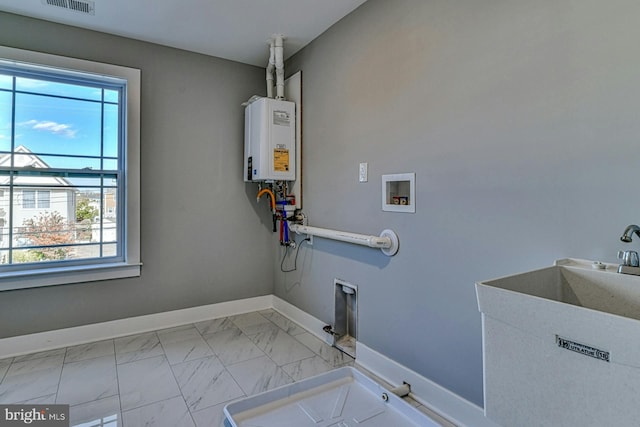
[266,39,275,98]
[266,67,274,99]
[289,223,399,256]
[274,35,285,99]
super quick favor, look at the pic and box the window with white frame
[37,190,50,209]
[0,46,140,290]
[21,190,36,209]
[21,190,50,209]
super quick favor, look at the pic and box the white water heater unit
[244,97,296,182]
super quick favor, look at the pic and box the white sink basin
[480,258,640,320]
[476,259,640,427]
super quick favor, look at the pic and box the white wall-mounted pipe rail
[289,223,399,256]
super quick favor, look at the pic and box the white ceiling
[0,0,368,67]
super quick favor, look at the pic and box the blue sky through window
[0,75,119,171]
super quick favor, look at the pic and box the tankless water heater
[244,97,296,182]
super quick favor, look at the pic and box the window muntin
[0,51,135,280]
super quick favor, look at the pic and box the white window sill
[0,262,142,291]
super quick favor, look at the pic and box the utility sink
[476,259,640,427]
[479,258,640,320]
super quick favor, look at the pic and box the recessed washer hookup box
[223,367,440,427]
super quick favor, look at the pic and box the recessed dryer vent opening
[333,279,357,358]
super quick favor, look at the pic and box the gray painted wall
[0,12,274,338]
[3,0,640,409]
[276,0,640,405]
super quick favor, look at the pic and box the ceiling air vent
[42,0,95,15]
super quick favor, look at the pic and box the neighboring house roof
[0,145,74,188]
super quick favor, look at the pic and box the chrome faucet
[621,224,640,243]
[618,224,640,275]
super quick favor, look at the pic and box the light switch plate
[359,162,368,182]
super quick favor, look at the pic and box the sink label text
[556,336,610,362]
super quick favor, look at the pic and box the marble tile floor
[0,309,453,427]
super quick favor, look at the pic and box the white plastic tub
[476,259,640,426]
[223,367,440,426]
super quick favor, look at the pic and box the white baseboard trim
[1,294,496,426]
[271,295,496,427]
[271,296,332,343]
[355,343,498,427]
[0,295,272,359]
